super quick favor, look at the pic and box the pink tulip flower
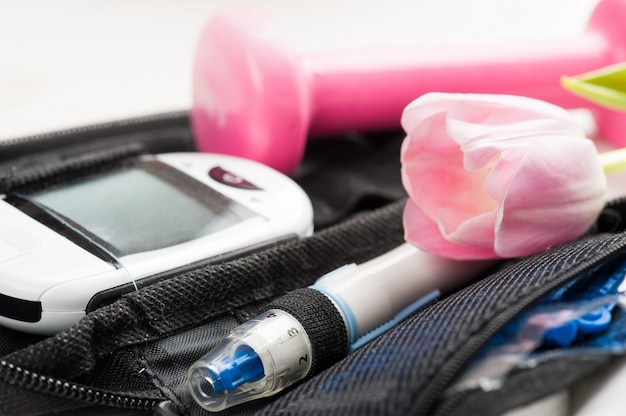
[400,93,607,260]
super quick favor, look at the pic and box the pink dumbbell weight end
[192,0,626,174]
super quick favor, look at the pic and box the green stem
[600,147,626,176]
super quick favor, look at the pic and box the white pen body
[188,242,494,412]
[313,243,492,337]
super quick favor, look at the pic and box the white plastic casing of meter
[0,153,313,334]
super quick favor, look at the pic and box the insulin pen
[187,243,493,412]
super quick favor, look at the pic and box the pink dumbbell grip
[308,35,606,136]
[193,0,626,174]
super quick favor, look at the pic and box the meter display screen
[30,161,258,255]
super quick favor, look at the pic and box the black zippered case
[0,111,625,416]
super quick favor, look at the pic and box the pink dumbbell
[192,0,626,175]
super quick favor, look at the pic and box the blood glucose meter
[0,153,313,334]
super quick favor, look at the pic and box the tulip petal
[494,136,606,257]
[402,93,581,140]
[402,155,496,221]
[481,146,527,205]
[401,106,500,226]
[403,199,497,260]
[400,92,607,260]
[438,208,496,249]
[449,116,584,155]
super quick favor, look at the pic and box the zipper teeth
[0,110,189,149]
[417,238,626,416]
[0,360,159,411]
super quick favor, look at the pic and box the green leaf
[561,63,626,111]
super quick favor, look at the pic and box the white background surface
[0,0,599,139]
[1,1,620,415]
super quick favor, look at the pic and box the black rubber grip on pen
[268,287,348,376]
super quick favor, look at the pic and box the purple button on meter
[209,167,260,190]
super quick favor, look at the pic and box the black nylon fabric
[232,233,626,416]
[146,203,626,416]
[295,132,406,228]
[268,288,349,375]
[0,112,193,163]
[4,200,406,381]
[140,315,243,416]
[0,139,152,194]
[0,116,408,416]
[0,116,197,360]
[2,115,626,416]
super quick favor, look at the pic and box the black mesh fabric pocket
[2,115,626,416]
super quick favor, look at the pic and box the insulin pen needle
[187,243,494,412]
